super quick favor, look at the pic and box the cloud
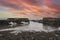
[0,0,60,18]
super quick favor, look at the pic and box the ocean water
[0,21,60,32]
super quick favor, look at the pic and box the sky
[0,0,60,18]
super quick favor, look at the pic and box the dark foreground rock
[0,30,60,40]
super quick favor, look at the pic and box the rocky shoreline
[0,30,60,40]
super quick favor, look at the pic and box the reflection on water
[43,18,60,31]
[0,20,60,40]
[0,21,60,38]
[0,24,29,29]
[0,21,60,32]
[43,24,60,32]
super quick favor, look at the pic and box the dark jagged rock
[0,30,60,40]
[43,18,60,27]
[0,18,30,25]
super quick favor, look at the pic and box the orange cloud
[0,0,60,18]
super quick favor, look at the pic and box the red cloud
[0,0,60,17]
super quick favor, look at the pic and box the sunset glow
[0,0,60,18]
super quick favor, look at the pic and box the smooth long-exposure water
[0,21,60,40]
[0,21,60,32]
